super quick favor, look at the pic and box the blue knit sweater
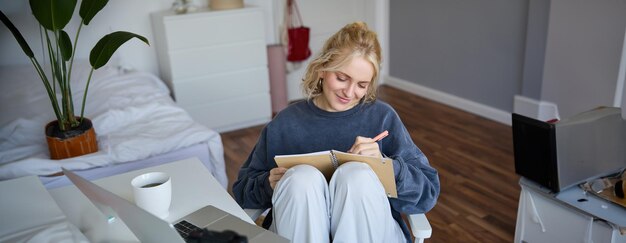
[233,99,440,242]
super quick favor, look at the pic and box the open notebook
[62,168,287,243]
[275,150,397,198]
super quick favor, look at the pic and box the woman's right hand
[269,167,288,189]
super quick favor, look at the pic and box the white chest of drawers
[151,7,271,132]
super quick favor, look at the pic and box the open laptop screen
[62,168,186,243]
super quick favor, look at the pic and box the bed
[0,62,228,189]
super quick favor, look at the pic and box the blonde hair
[301,22,382,103]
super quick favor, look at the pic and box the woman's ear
[318,71,325,79]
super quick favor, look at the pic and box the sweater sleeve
[232,127,275,209]
[390,151,439,213]
[385,112,440,214]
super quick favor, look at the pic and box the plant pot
[45,118,98,160]
[209,0,243,10]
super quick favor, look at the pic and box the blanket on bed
[0,63,225,184]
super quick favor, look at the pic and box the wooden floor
[221,85,520,242]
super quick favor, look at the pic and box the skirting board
[384,76,512,125]
[213,117,271,133]
[513,95,560,121]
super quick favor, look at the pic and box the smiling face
[314,56,375,112]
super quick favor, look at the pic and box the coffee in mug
[131,172,172,219]
[141,182,164,188]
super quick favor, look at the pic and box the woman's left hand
[347,136,382,158]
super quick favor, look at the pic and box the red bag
[286,0,311,62]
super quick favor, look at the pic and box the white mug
[131,172,172,219]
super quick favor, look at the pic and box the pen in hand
[347,130,389,154]
[373,130,389,142]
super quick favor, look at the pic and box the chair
[244,208,432,243]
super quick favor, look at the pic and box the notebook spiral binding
[330,152,339,169]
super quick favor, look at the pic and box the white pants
[271,162,405,243]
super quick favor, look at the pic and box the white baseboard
[214,117,270,133]
[384,76,512,125]
[513,95,560,121]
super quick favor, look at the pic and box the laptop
[62,168,288,243]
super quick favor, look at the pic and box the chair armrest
[408,213,432,240]
[244,208,266,221]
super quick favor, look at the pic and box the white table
[514,177,626,243]
[49,157,253,242]
[0,176,68,242]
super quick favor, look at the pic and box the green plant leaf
[29,0,77,30]
[89,31,149,69]
[0,11,34,57]
[79,0,108,25]
[59,30,72,61]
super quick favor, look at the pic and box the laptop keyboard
[174,220,202,239]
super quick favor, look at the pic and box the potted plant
[0,0,149,159]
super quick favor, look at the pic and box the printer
[512,107,626,192]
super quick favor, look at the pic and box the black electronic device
[512,108,626,192]
[512,113,559,191]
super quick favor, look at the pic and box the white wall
[385,0,527,124]
[540,0,626,119]
[0,0,278,76]
[1,1,170,74]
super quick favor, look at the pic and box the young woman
[233,22,440,243]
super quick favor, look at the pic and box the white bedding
[0,63,227,186]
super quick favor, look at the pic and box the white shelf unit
[151,7,271,132]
